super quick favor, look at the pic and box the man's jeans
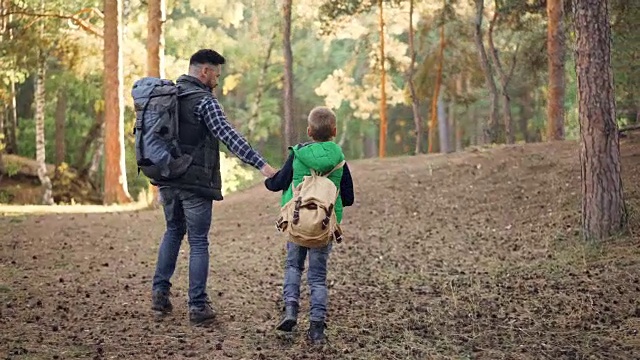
[152,187,212,308]
[283,241,332,322]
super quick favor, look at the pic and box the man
[150,49,277,326]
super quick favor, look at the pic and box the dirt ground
[1,137,640,360]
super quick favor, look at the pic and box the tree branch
[505,43,520,88]
[619,124,640,133]
[3,8,103,37]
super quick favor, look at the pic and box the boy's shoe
[151,290,173,315]
[307,321,326,345]
[276,302,299,332]
[189,302,216,326]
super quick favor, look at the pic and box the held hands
[260,164,278,178]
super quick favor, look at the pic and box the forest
[0,0,636,205]
[2,0,640,358]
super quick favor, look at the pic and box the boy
[265,106,354,344]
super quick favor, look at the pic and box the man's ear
[307,126,312,137]
[331,126,337,137]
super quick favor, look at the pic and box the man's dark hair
[189,49,226,66]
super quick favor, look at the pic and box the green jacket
[282,142,346,223]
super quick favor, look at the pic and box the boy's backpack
[275,160,346,248]
[131,77,206,181]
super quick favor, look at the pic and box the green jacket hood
[292,142,344,172]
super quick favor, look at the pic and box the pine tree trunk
[547,0,566,141]
[574,0,627,241]
[454,75,463,151]
[7,80,17,154]
[103,0,131,204]
[147,0,165,78]
[378,0,388,158]
[146,0,165,205]
[75,106,105,174]
[0,106,5,173]
[35,61,54,205]
[471,105,483,146]
[488,7,517,144]
[363,132,377,158]
[407,0,423,155]
[0,0,5,167]
[520,90,533,142]
[89,118,106,185]
[437,92,449,153]
[282,0,295,157]
[473,0,500,144]
[54,88,67,170]
[428,19,446,153]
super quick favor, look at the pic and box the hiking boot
[151,290,173,315]
[307,321,326,345]
[189,302,216,326]
[275,302,298,332]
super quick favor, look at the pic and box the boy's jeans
[152,187,213,308]
[283,241,333,322]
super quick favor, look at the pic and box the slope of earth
[1,137,639,360]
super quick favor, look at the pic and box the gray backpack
[131,77,206,181]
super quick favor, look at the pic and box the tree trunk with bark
[407,0,423,154]
[34,0,54,205]
[437,91,449,153]
[428,19,446,153]
[574,0,627,241]
[89,118,106,185]
[473,0,500,143]
[249,31,276,140]
[378,0,388,158]
[146,0,165,205]
[35,60,54,205]
[519,90,533,142]
[103,0,131,204]
[547,0,566,141]
[0,0,5,170]
[363,132,377,158]
[0,107,4,174]
[54,88,67,170]
[6,80,17,154]
[6,2,17,154]
[488,7,517,144]
[454,75,463,151]
[147,0,165,78]
[282,0,295,157]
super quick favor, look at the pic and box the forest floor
[1,137,640,360]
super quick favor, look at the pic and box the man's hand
[260,164,277,178]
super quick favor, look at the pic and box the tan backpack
[275,161,345,248]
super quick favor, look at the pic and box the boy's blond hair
[307,106,336,142]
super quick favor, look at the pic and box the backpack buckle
[275,216,287,232]
[322,216,329,229]
[292,197,302,225]
[333,230,343,244]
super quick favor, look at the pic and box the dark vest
[151,75,223,200]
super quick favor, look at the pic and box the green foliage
[4,160,20,177]
[2,0,640,205]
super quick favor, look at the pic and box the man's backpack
[275,161,345,248]
[131,77,206,181]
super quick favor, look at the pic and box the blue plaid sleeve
[194,96,266,170]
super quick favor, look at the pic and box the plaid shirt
[194,96,266,170]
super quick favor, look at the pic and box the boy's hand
[260,164,278,178]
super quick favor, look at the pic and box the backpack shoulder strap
[323,160,346,177]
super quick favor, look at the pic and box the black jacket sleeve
[264,153,294,192]
[340,163,354,206]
